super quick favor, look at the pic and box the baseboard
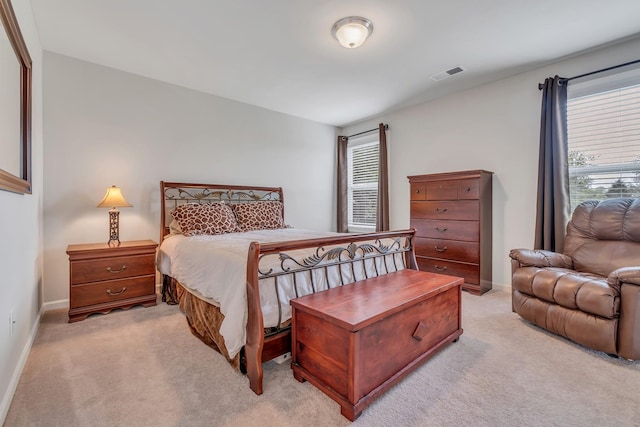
[0,304,45,424]
[491,282,511,292]
[43,299,69,311]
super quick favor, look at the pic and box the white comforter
[157,228,345,358]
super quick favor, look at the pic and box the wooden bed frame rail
[245,229,418,395]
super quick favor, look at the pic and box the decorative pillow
[170,203,238,236]
[232,201,285,232]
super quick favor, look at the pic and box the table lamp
[97,185,132,246]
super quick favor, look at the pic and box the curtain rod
[348,123,388,138]
[538,58,640,90]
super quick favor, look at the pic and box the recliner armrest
[509,249,573,269]
[608,267,640,289]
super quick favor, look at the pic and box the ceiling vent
[430,65,466,81]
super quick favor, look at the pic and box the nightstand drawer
[70,275,156,308]
[70,254,156,284]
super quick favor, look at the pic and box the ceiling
[29,0,640,127]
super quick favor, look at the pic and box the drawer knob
[434,265,447,272]
[106,287,127,296]
[415,189,420,193]
[435,208,448,213]
[466,187,471,192]
[107,265,127,273]
[434,245,447,252]
[435,227,448,232]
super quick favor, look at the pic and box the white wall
[343,36,640,289]
[42,52,338,304]
[0,0,43,422]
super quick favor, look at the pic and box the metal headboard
[159,181,284,242]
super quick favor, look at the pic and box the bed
[157,181,417,394]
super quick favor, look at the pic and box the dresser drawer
[410,182,426,200]
[426,180,457,200]
[70,254,156,284]
[415,238,479,263]
[411,219,479,242]
[70,275,156,308]
[410,201,479,220]
[458,179,479,199]
[416,257,479,285]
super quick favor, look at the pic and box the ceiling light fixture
[331,16,373,49]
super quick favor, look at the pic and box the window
[347,135,379,231]
[567,65,640,211]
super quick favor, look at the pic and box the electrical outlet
[9,310,15,337]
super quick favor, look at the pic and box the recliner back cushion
[564,198,640,277]
[570,240,640,277]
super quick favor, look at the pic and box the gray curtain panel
[376,123,390,231]
[336,135,348,232]
[535,76,571,252]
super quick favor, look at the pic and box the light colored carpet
[4,290,639,427]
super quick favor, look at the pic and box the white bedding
[158,228,405,358]
[158,229,345,358]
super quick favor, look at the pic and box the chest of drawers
[67,240,158,322]
[408,170,493,295]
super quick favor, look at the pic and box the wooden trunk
[290,269,463,421]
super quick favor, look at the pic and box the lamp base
[108,209,121,246]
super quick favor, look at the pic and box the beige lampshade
[97,185,132,208]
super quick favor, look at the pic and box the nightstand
[66,240,158,322]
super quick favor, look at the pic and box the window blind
[567,80,640,211]
[347,140,379,230]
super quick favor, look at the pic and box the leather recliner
[509,198,640,360]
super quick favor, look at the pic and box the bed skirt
[162,275,242,371]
